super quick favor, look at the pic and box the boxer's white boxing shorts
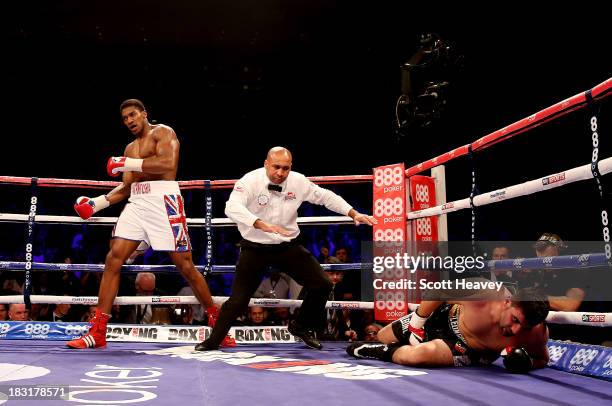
[113,181,191,252]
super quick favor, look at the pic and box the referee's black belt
[239,238,299,250]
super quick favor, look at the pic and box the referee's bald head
[266,146,292,161]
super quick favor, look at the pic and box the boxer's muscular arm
[506,322,549,371]
[548,287,585,312]
[141,127,179,174]
[105,144,134,204]
[525,323,550,369]
[73,143,136,219]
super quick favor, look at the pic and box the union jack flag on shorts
[164,194,191,252]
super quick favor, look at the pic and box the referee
[195,147,376,350]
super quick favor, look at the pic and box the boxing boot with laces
[66,309,109,349]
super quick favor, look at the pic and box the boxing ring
[1,78,612,404]
[0,341,610,405]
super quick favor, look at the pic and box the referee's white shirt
[225,168,353,244]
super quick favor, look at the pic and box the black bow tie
[268,184,282,192]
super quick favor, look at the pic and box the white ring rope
[1,295,608,327]
[0,295,373,310]
[0,214,354,226]
[408,156,612,220]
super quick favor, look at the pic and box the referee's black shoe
[288,320,322,350]
[194,339,217,351]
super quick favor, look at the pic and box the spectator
[245,306,270,326]
[122,272,171,324]
[271,307,291,326]
[111,305,122,323]
[325,255,341,264]
[319,245,341,264]
[0,304,8,321]
[59,256,80,295]
[321,269,361,340]
[363,323,382,342]
[32,272,54,296]
[489,244,513,284]
[255,272,291,299]
[519,233,594,343]
[173,304,195,325]
[322,307,364,342]
[8,303,30,321]
[334,247,350,263]
[332,247,360,299]
[317,245,331,263]
[362,309,375,326]
[491,245,510,260]
[29,303,51,321]
[2,272,23,294]
[324,269,353,305]
[177,285,205,325]
[532,233,585,312]
[80,272,103,296]
[39,298,73,322]
[81,306,98,322]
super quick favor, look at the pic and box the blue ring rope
[1,254,607,273]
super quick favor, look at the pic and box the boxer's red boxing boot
[220,335,236,347]
[206,306,236,348]
[66,309,109,349]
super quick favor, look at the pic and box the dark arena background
[1,2,611,405]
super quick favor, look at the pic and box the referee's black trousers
[207,240,333,347]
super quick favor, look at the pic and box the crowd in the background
[2,231,611,346]
[0,238,384,342]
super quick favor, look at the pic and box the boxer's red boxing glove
[74,195,109,220]
[107,156,143,177]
